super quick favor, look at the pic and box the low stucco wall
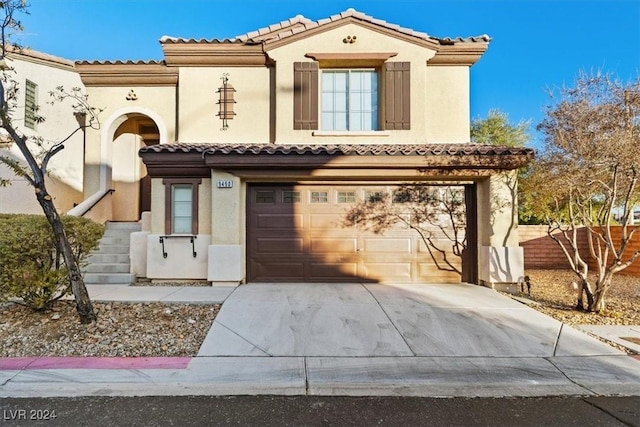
[146,234,211,280]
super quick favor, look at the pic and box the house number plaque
[217,180,233,188]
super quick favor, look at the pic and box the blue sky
[18,0,640,146]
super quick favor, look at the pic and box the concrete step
[83,263,130,274]
[82,221,139,285]
[103,228,139,237]
[86,253,130,264]
[95,244,130,254]
[98,236,131,246]
[105,222,141,231]
[83,273,136,285]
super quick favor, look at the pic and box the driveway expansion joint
[544,356,597,396]
[214,320,273,356]
[361,283,416,356]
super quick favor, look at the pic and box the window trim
[163,178,201,235]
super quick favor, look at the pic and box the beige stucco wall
[1,54,86,213]
[425,66,471,142]
[178,67,271,143]
[477,171,519,248]
[210,170,244,245]
[83,85,176,198]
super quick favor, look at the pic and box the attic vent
[216,74,236,130]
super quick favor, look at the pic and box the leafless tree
[343,185,466,275]
[522,71,640,312]
[0,0,101,323]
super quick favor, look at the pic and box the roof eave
[75,61,178,86]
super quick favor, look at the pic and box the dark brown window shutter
[293,62,318,130]
[385,62,411,130]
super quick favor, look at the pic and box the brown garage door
[247,184,462,283]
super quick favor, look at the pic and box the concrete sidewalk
[2,282,640,398]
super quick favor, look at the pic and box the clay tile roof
[159,36,245,44]
[157,9,489,46]
[231,8,490,45]
[5,46,74,68]
[139,143,533,157]
[75,59,165,65]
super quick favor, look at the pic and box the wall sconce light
[216,74,236,130]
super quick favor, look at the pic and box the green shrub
[0,214,104,310]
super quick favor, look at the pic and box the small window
[337,191,356,203]
[310,191,328,203]
[163,178,201,235]
[256,190,275,203]
[24,80,37,129]
[393,190,412,204]
[172,185,193,234]
[283,191,300,203]
[418,189,436,203]
[365,191,385,203]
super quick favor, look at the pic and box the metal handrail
[68,188,115,217]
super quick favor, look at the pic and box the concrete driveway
[198,282,621,358]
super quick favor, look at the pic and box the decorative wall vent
[343,35,357,44]
[126,89,138,101]
[216,74,236,130]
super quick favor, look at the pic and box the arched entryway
[111,114,159,220]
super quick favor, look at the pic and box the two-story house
[75,9,532,287]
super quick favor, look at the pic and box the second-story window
[294,61,410,131]
[24,79,37,129]
[321,70,378,131]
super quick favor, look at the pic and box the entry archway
[111,114,159,220]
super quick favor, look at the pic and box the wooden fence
[519,225,640,275]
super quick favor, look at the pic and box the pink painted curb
[0,357,191,370]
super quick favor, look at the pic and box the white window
[321,70,378,131]
[172,184,193,234]
[25,80,37,129]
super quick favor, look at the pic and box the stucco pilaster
[480,171,519,247]
[476,171,524,287]
[208,170,245,283]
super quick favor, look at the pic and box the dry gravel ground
[0,270,637,358]
[521,269,640,326]
[0,301,219,357]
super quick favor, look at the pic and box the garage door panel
[252,261,305,280]
[309,262,359,278]
[418,239,461,254]
[363,262,412,280]
[256,214,303,229]
[417,263,460,282]
[309,213,341,229]
[256,238,304,254]
[363,238,412,253]
[310,238,357,253]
